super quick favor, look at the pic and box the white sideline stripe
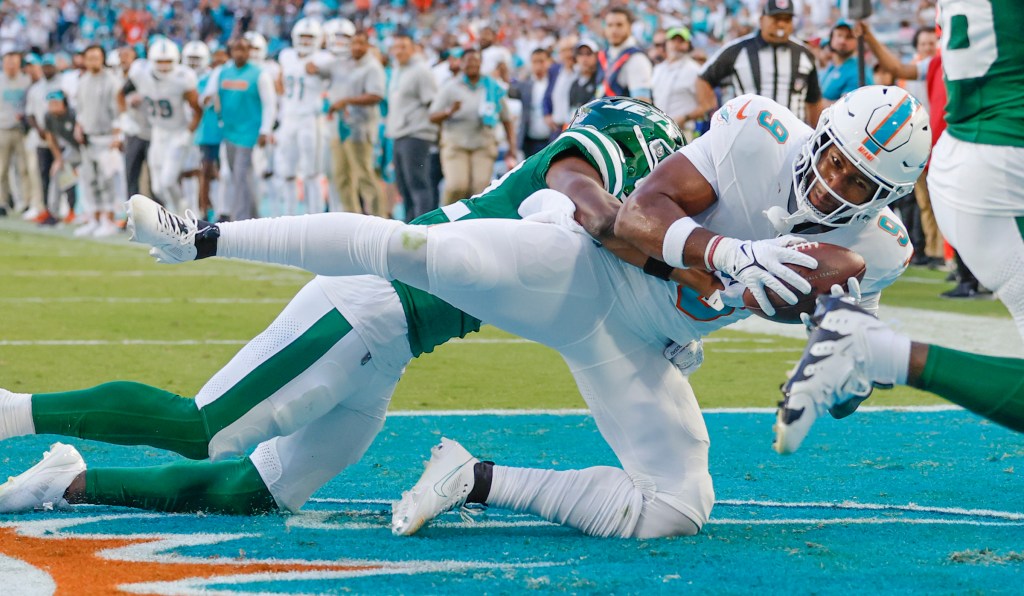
[715,499,1024,520]
[0,297,290,305]
[304,498,1024,527]
[708,518,1024,527]
[384,405,961,416]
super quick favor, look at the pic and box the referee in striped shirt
[696,0,822,126]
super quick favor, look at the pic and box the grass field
[4,220,998,408]
[1,220,1021,594]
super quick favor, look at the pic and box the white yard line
[731,304,1022,357]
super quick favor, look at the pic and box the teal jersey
[393,126,632,357]
[940,0,1024,147]
[194,72,223,146]
[217,63,264,148]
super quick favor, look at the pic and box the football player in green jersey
[0,99,710,518]
[774,2,1024,454]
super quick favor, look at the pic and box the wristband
[643,257,674,281]
[704,235,725,271]
[661,217,700,269]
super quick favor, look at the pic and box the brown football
[742,241,867,324]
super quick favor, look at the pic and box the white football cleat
[125,194,200,263]
[391,438,479,536]
[773,296,885,455]
[0,443,86,513]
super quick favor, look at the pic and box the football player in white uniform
[319,17,356,212]
[119,38,202,214]
[243,31,280,188]
[274,18,334,216]
[125,86,928,538]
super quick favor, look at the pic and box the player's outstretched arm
[616,152,817,316]
[546,155,720,293]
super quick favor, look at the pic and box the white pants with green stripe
[198,276,410,511]
[217,213,716,534]
[929,133,1024,341]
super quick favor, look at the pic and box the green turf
[0,222,995,409]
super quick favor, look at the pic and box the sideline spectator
[0,50,31,217]
[544,34,577,136]
[598,6,653,102]
[327,31,388,217]
[386,32,438,221]
[203,37,276,221]
[820,20,873,104]
[479,26,512,78]
[697,0,822,125]
[73,45,121,237]
[42,89,79,223]
[651,27,703,134]
[25,53,63,224]
[516,47,552,159]
[116,45,151,205]
[568,39,602,115]
[429,47,516,205]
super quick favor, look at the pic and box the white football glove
[799,277,862,330]
[664,339,704,376]
[709,235,818,317]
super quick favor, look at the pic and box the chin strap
[764,205,809,235]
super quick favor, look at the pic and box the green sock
[84,457,278,514]
[33,381,211,460]
[914,345,1024,433]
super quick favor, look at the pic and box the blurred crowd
[1,0,962,288]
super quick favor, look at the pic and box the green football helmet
[567,97,685,196]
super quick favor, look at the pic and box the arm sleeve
[256,70,277,135]
[428,80,449,113]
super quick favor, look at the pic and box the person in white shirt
[479,26,512,78]
[516,48,552,158]
[651,27,704,138]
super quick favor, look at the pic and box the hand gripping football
[742,242,866,323]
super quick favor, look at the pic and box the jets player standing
[0,100,707,519]
[119,38,202,214]
[121,87,927,538]
[274,19,334,215]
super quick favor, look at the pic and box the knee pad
[632,496,703,538]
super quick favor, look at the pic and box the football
[742,242,867,324]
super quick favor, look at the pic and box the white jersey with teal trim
[278,48,333,119]
[628,94,913,339]
[129,61,197,131]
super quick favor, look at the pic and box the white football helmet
[322,18,356,55]
[182,40,211,72]
[291,18,324,56]
[244,31,268,63]
[148,38,180,76]
[792,85,930,227]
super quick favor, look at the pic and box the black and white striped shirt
[699,32,820,122]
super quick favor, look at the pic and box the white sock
[217,213,402,278]
[865,325,912,386]
[488,464,643,538]
[0,391,35,440]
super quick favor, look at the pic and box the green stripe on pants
[200,308,354,438]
